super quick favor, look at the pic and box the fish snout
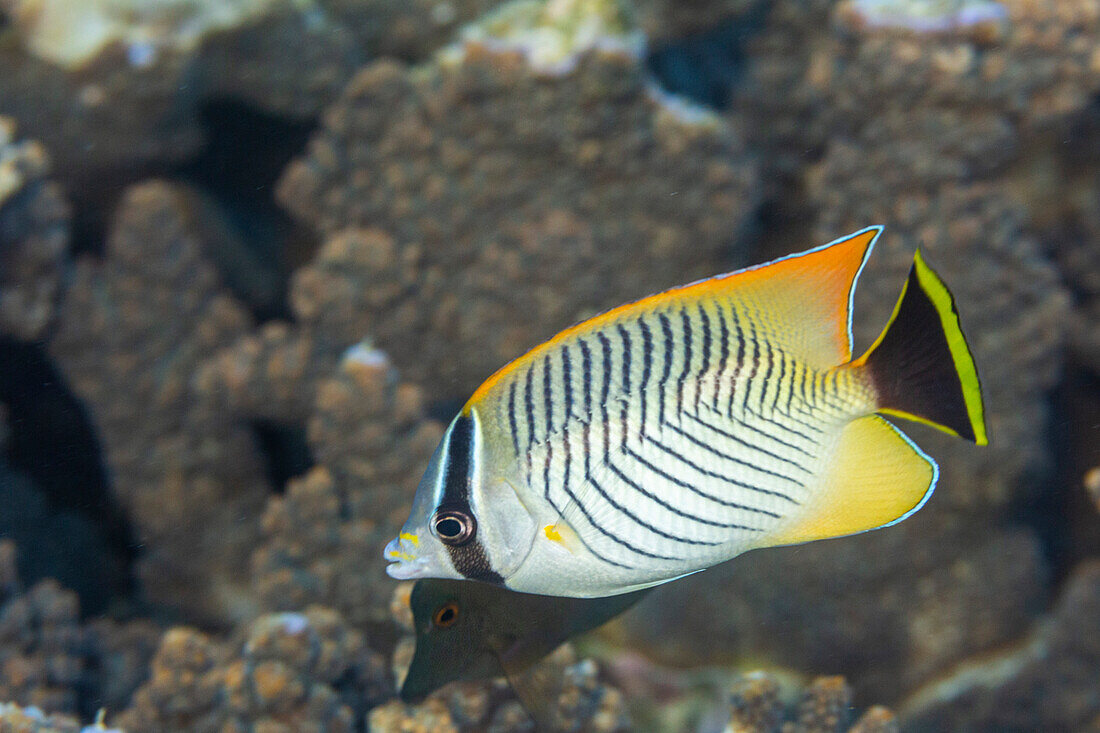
[384,535,430,580]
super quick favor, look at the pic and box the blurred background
[0,0,1097,730]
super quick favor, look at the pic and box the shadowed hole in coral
[175,98,320,322]
[645,8,768,110]
[1021,362,1100,593]
[0,337,137,616]
[250,420,314,494]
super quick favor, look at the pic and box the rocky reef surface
[1,0,1098,730]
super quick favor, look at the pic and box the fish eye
[433,602,460,627]
[431,510,476,546]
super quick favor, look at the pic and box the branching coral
[0,117,69,341]
[47,181,270,624]
[376,642,629,731]
[0,542,83,715]
[278,20,760,400]
[116,606,390,732]
[250,348,442,627]
[727,672,900,732]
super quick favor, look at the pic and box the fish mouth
[384,535,430,580]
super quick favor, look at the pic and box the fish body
[400,578,648,702]
[385,227,987,597]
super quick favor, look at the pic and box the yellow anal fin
[767,415,937,546]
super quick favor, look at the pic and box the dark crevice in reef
[0,337,137,617]
[250,420,314,495]
[1019,362,1100,596]
[175,98,319,323]
[645,8,768,110]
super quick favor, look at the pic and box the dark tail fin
[853,250,988,445]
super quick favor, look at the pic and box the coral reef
[452,0,645,76]
[47,181,270,623]
[278,15,760,399]
[618,509,1047,704]
[115,606,389,732]
[726,671,899,732]
[0,541,83,715]
[0,117,69,341]
[0,1,1098,731]
[899,560,1100,731]
[372,647,630,732]
[0,702,87,733]
[1055,167,1100,376]
[0,541,159,721]
[250,348,442,627]
[740,0,1082,509]
[0,0,506,202]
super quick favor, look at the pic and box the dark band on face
[439,415,504,585]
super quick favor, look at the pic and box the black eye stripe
[441,415,474,507]
[436,414,503,584]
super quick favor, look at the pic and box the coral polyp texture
[726,672,900,733]
[0,0,506,202]
[115,606,389,732]
[0,542,83,716]
[899,560,1100,730]
[47,181,270,624]
[0,703,87,733]
[278,38,759,400]
[0,117,69,341]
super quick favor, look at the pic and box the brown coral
[47,181,270,624]
[0,573,83,715]
[370,648,630,732]
[278,45,760,401]
[0,117,70,341]
[724,670,897,732]
[118,605,387,733]
[0,1,512,201]
[899,559,1100,731]
[251,350,442,627]
[0,703,87,733]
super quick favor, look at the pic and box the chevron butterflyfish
[384,227,987,597]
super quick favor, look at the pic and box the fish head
[400,579,507,701]
[386,410,537,584]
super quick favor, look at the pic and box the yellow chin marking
[544,525,563,543]
[399,532,420,547]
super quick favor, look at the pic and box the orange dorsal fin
[717,226,879,367]
[465,227,880,411]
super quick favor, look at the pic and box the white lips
[384,536,430,580]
